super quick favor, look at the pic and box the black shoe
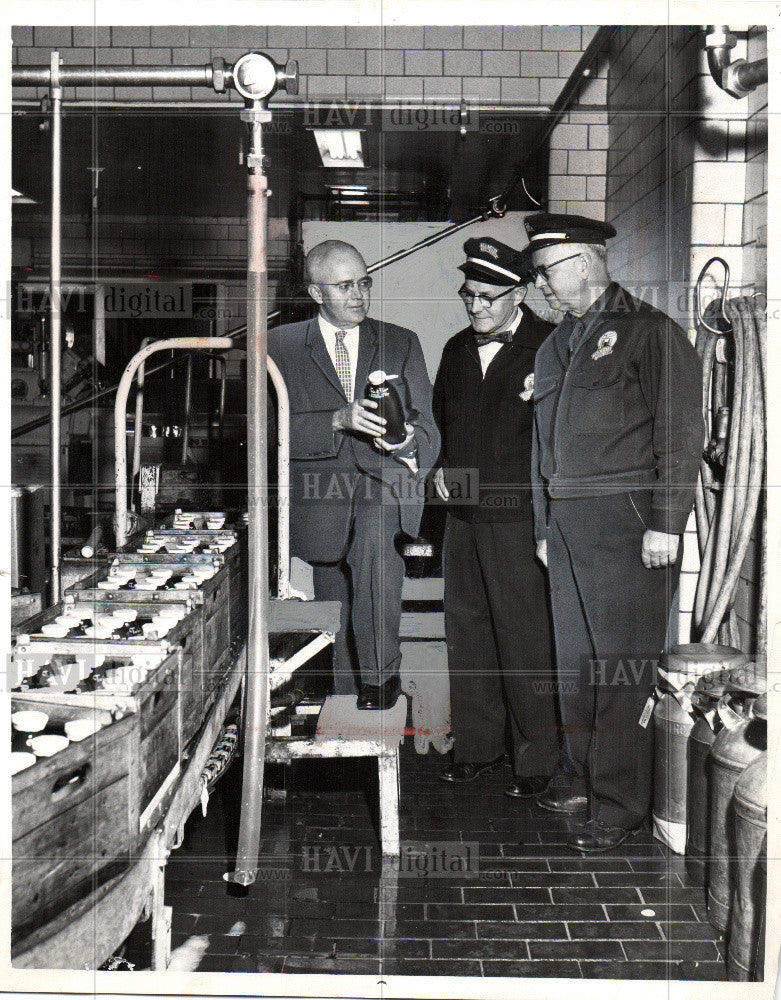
[439,754,507,783]
[567,818,641,853]
[504,775,553,799]
[536,774,588,814]
[356,674,402,711]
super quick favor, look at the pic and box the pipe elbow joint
[704,26,737,85]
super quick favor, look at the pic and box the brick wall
[597,24,767,649]
[12,24,602,108]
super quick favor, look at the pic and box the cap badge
[519,372,535,401]
[479,242,499,259]
[591,330,618,361]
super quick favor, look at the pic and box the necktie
[473,329,514,347]
[334,329,352,401]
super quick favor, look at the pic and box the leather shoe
[536,775,588,814]
[440,754,506,783]
[356,674,402,711]
[505,775,553,799]
[567,819,641,853]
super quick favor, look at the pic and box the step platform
[266,693,407,856]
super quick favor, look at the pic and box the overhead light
[326,185,369,195]
[313,130,364,168]
[12,188,36,205]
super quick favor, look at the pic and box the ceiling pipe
[705,26,768,98]
[12,54,298,96]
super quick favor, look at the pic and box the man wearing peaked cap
[526,212,704,852]
[432,236,559,796]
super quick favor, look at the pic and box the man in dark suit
[432,237,559,794]
[268,240,440,710]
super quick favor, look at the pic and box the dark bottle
[364,370,406,444]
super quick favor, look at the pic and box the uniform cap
[523,212,617,250]
[458,236,532,286]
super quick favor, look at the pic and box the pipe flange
[211,56,226,94]
[723,60,753,99]
[278,60,299,96]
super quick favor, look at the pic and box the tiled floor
[123,730,728,980]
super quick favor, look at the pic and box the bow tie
[473,330,514,347]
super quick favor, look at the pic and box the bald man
[268,240,440,710]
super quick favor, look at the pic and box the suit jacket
[433,303,554,521]
[269,315,440,562]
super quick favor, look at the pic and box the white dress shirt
[319,315,360,400]
[476,306,522,376]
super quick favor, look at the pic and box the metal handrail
[115,334,293,600]
[113,337,234,546]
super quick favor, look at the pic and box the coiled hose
[693,295,766,650]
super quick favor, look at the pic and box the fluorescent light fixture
[12,188,37,205]
[313,130,364,168]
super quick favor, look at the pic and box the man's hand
[373,421,416,454]
[536,539,548,568]
[641,529,679,569]
[433,467,450,501]
[332,398,386,437]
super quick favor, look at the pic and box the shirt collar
[319,315,360,338]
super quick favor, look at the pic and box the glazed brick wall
[12,24,602,107]
[601,24,766,650]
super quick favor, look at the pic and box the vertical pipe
[93,284,106,366]
[218,358,227,443]
[132,337,154,483]
[267,358,290,598]
[181,354,193,465]
[230,105,270,886]
[49,52,62,603]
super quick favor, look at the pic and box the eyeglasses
[458,284,518,309]
[317,276,373,295]
[531,251,584,283]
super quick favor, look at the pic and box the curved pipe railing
[116,336,292,599]
[114,337,234,546]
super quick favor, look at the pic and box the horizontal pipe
[732,57,768,92]
[11,96,552,114]
[13,64,217,87]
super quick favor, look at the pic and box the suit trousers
[444,515,559,775]
[546,491,682,828]
[312,475,405,694]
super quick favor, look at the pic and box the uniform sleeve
[638,317,704,534]
[531,406,547,543]
[431,350,448,469]
[398,330,441,478]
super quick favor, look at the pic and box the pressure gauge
[233,52,278,101]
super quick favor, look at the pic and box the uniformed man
[433,237,559,795]
[526,213,703,852]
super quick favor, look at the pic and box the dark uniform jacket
[268,315,440,563]
[433,303,554,521]
[532,282,703,539]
